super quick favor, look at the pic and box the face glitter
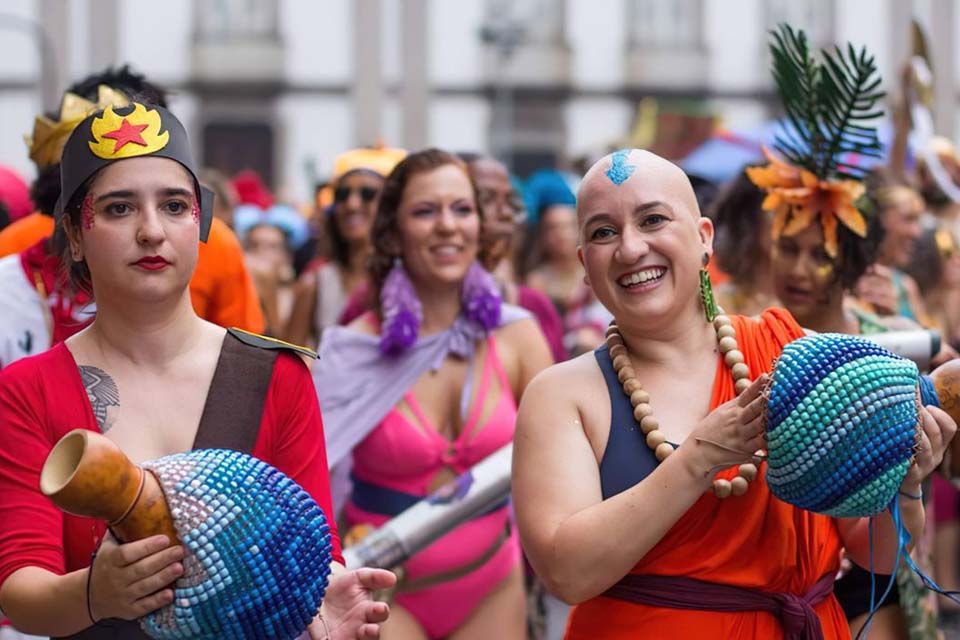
[815,263,835,279]
[191,199,200,225]
[81,193,96,230]
[606,149,636,186]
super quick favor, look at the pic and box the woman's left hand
[307,568,396,640]
[902,405,958,491]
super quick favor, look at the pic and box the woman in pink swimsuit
[317,149,553,640]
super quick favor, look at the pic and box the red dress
[0,342,343,591]
[565,309,849,639]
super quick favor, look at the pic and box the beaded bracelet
[899,489,923,501]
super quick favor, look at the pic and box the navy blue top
[595,344,661,500]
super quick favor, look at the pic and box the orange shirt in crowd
[0,213,53,258]
[0,213,263,333]
[192,217,264,333]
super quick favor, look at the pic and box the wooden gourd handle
[41,429,181,545]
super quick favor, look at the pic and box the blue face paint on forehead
[606,149,636,186]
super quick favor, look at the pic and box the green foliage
[769,23,885,180]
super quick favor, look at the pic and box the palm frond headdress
[746,24,885,257]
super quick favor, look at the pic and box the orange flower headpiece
[745,147,867,258]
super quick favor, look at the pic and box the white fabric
[313,263,348,341]
[0,628,46,640]
[0,255,47,369]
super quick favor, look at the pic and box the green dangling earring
[699,252,719,323]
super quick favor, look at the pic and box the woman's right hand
[88,533,184,622]
[684,374,768,477]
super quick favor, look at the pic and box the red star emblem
[102,118,149,152]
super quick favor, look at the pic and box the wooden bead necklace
[606,313,762,498]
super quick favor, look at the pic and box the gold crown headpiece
[25,85,129,169]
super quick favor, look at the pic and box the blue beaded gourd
[139,449,332,640]
[765,333,924,518]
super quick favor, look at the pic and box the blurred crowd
[5,60,960,640]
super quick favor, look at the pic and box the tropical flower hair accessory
[746,24,884,258]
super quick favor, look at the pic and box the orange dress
[565,308,850,639]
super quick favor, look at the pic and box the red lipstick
[132,256,171,271]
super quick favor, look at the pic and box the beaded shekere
[140,449,333,640]
[764,333,924,518]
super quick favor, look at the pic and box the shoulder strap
[191,330,279,453]
[227,326,318,359]
[594,345,658,501]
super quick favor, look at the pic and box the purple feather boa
[379,260,502,356]
[379,261,423,356]
[462,261,502,330]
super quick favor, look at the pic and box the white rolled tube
[343,444,513,569]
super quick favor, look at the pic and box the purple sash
[603,572,835,640]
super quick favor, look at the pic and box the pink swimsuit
[344,335,521,639]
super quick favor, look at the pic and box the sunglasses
[334,186,379,204]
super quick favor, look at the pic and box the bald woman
[511,150,953,639]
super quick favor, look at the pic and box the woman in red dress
[0,102,393,639]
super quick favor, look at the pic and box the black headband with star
[56,102,214,242]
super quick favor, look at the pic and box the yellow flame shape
[87,104,169,160]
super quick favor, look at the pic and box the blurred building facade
[0,0,955,201]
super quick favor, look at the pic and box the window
[194,0,278,41]
[628,0,703,50]
[482,0,566,49]
[764,0,834,49]
[203,122,275,188]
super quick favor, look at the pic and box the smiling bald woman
[511,149,953,640]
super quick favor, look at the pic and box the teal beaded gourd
[764,333,925,518]
[141,449,333,640]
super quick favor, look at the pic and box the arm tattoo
[79,366,120,432]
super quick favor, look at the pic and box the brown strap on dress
[191,329,278,452]
[56,330,279,639]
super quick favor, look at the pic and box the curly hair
[369,148,486,318]
[833,212,885,290]
[707,167,767,284]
